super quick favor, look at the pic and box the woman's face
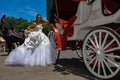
[36,15,42,22]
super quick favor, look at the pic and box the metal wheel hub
[96,49,104,60]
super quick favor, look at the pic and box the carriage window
[102,0,120,16]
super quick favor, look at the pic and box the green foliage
[42,24,53,35]
[3,16,53,35]
[4,16,31,32]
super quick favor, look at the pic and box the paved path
[0,51,97,80]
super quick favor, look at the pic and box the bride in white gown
[4,14,55,66]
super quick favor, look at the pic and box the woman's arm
[27,22,36,31]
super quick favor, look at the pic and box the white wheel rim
[48,31,58,59]
[82,29,120,79]
[76,50,82,58]
[48,31,56,48]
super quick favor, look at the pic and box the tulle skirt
[4,36,55,67]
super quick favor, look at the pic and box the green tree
[3,16,53,35]
[15,18,30,31]
[4,16,30,32]
[42,23,53,35]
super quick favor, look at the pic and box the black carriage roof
[47,0,79,23]
[46,0,120,23]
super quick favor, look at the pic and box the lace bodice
[35,25,43,32]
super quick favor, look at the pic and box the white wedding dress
[4,25,55,66]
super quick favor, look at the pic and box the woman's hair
[36,14,42,18]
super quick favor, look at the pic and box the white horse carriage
[47,0,120,79]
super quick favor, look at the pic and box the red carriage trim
[50,24,62,50]
[62,16,77,49]
[57,19,68,29]
[102,0,120,15]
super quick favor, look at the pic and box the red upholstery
[58,16,77,29]
[61,16,77,49]
[102,0,120,14]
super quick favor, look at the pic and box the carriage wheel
[76,50,82,58]
[47,31,60,63]
[82,28,120,79]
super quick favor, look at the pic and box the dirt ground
[0,51,98,80]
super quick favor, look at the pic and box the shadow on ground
[53,58,120,80]
[53,58,98,80]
